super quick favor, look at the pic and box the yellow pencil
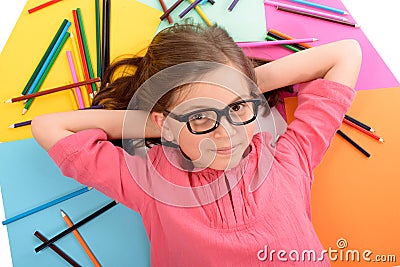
[189,0,213,26]
[60,209,102,267]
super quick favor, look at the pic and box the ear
[151,112,175,142]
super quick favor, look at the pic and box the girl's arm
[255,39,362,91]
[31,110,161,151]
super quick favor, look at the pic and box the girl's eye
[189,113,207,121]
[230,103,246,112]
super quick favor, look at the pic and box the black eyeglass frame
[164,99,263,135]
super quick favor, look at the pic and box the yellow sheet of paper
[0,0,161,142]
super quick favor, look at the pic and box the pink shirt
[48,79,355,266]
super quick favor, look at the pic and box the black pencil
[345,114,375,132]
[337,130,370,158]
[160,0,184,21]
[34,200,117,253]
[277,6,360,27]
[266,32,307,51]
[34,231,82,267]
[101,0,110,78]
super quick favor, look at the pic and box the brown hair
[93,23,291,111]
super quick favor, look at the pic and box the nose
[213,116,237,138]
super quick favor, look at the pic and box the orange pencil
[269,28,313,48]
[343,118,384,142]
[60,210,102,267]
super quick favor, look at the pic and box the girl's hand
[31,110,161,151]
[255,39,362,92]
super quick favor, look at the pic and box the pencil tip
[379,138,384,143]
[370,128,376,133]
[312,38,318,41]
[355,24,361,28]
[4,99,11,104]
[60,209,66,216]
[343,11,349,15]
[22,109,27,115]
[8,124,14,129]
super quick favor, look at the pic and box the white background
[1,1,399,266]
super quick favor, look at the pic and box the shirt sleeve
[48,129,150,213]
[276,78,356,178]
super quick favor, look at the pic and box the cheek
[177,128,203,160]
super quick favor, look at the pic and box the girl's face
[157,82,257,170]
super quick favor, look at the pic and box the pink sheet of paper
[242,0,399,91]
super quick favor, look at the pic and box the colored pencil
[95,0,101,78]
[207,0,215,4]
[2,187,91,225]
[345,114,375,132]
[343,118,384,142]
[23,32,70,115]
[61,210,102,267]
[73,9,94,97]
[76,8,97,94]
[237,38,317,48]
[276,6,360,27]
[6,78,100,103]
[35,200,118,253]
[158,0,173,24]
[25,21,71,96]
[101,0,111,79]
[337,130,370,158]
[290,0,348,15]
[268,28,313,48]
[189,0,213,26]
[8,120,32,128]
[265,35,300,52]
[28,0,63,14]
[179,0,202,18]
[266,32,307,50]
[228,0,239,11]
[66,51,85,109]
[264,0,348,21]
[21,19,67,95]
[34,231,82,267]
[160,0,184,21]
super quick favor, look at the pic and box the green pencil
[95,0,101,78]
[21,19,68,95]
[265,35,301,53]
[22,32,70,115]
[76,8,97,93]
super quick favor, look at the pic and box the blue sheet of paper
[137,0,267,42]
[0,138,150,267]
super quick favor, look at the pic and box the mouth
[212,144,239,155]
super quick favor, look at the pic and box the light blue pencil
[1,186,92,225]
[290,0,348,15]
[25,21,71,95]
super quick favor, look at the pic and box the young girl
[31,24,361,266]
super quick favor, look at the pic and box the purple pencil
[228,0,239,11]
[179,0,202,18]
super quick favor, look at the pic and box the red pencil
[72,10,94,96]
[158,0,173,24]
[343,118,384,142]
[28,0,62,14]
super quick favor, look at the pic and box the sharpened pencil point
[8,124,15,129]
[370,128,376,133]
[4,99,11,104]
[22,108,27,115]
[379,138,384,143]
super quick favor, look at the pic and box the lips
[212,144,239,155]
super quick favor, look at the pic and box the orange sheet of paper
[285,87,400,266]
[0,0,162,142]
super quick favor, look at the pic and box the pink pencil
[28,0,63,14]
[66,51,85,109]
[237,38,317,48]
[264,0,348,21]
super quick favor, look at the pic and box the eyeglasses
[164,99,262,135]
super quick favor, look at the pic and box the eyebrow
[180,95,252,113]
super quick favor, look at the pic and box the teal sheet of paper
[137,0,267,42]
[0,139,150,267]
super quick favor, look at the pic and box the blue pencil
[2,186,91,225]
[290,0,348,15]
[26,21,71,95]
[179,0,202,18]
